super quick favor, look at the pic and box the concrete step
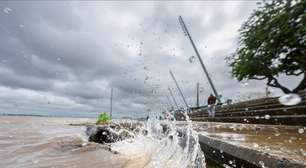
[216,99,306,113]
[223,97,276,108]
[191,105,306,118]
[218,93,306,111]
[194,122,306,168]
[191,114,306,126]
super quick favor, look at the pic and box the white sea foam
[112,113,206,168]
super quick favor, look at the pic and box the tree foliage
[229,0,306,93]
[96,112,111,125]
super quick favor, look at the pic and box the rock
[118,129,134,139]
[88,125,120,144]
[87,123,136,144]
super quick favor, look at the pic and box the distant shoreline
[0,113,147,121]
[0,113,96,119]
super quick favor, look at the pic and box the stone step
[191,105,306,118]
[216,98,306,113]
[191,114,306,126]
[196,122,306,168]
[224,97,276,108]
[218,93,306,110]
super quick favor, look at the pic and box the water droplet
[264,115,270,120]
[240,82,249,87]
[253,143,259,148]
[32,160,39,164]
[188,56,196,63]
[255,116,260,119]
[300,149,306,156]
[145,76,149,81]
[298,128,304,134]
[57,57,61,61]
[278,94,301,106]
[259,161,266,168]
[19,24,24,28]
[3,7,12,14]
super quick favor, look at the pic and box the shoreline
[0,113,97,119]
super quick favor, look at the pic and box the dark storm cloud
[0,1,283,118]
[0,2,122,80]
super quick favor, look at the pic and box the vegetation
[96,112,111,125]
[228,0,306,93]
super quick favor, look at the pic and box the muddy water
[0,116,211,168]
[192,122,306,164]
[0,116,127,168]
[5,116,302,168]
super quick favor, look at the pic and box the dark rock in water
[117,129,134,139]
[88,125,121,144]
[87,123,140,144]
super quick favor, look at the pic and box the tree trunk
[267,77,292,94]
[293,72,306,93]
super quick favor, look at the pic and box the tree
[96,112,111,125]
[228,0,306,93]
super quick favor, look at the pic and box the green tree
[96,112,111,125]
[228,0,306,93]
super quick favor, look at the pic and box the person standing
[207,94,216,117]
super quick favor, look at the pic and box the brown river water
[0,116,127,168]
[0,116,212,168]
[2,116,305,168]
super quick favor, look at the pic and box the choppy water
[0,116,206,168]
[0,116,126,168]
[112,118,205,168]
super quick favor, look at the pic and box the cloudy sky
[0,1,299,118]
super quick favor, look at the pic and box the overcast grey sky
[0,1,299,118]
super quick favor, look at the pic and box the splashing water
[188,56,196,63]
[240,82,249,87]
[278,94,302,106]
[3,7,12,14]
[112,111,206,168]
[298,128,304,134]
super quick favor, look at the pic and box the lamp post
[178,16,221,103]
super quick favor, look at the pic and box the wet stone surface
[190,122,306,167]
